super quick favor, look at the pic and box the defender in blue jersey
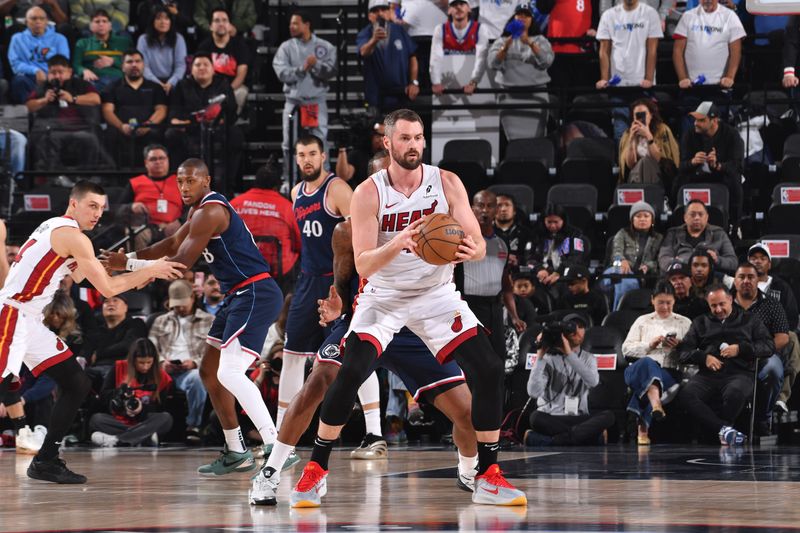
[102,158,284,475]
[279,135,353,429]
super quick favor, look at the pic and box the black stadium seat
[442,139,492,169]
[495,160,551,211]
[488,184,535,217]
[504,137,555,167]
[438,160,488,198]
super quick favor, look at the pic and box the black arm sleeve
[784,16,799,70]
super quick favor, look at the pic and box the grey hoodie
[527,348,599,415]
[272,34,337,101]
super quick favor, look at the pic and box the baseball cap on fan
[449,0,473,6]
[689,101,719,119]
[368,0,390,10]
[514,0,534,14]
[748,243,772,261]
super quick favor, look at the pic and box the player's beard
[300,164,322,181]
[391,146,422,170]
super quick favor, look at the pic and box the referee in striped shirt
[457,190,527,361]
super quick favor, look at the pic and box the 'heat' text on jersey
[381,200,438,232]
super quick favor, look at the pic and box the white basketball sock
[458,452,478,473]
[223,427,246,453]
[276,406,287,431]
[358,373,383,436]
[265,440,294,474]
[217,339,277,445]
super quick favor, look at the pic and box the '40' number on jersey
[303,220,323,238]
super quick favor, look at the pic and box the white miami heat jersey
[0,217,78,314]
[369,164,453,291]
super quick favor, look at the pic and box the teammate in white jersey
[0,181,183,484]
[291,109,527,507]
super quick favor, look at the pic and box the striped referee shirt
[463,234,508,297]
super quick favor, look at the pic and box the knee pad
[451,334,504,431]
[319,334,378,426]
[216,341,253,391]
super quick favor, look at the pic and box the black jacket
[766,275,799,331]
[678,120,743,183]
[678,306,774,374]
[528,219,589,274]
[168,75,237,126]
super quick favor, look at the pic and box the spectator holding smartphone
[618,98,679,188]
[149,280,214,443]
[622,282,692,445]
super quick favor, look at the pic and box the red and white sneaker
[290,461,329,508]
[472,464,527,506]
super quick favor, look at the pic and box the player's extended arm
[100,220,190,270]
[441,170,486,261]
[165,204,228,270]
[54,227,184,297]
[351,180,424,279]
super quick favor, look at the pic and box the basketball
[413,213,465,265]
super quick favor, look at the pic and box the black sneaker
[27,457,87,484]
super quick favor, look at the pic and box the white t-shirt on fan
[673,4,746,84]
[596,3,663,86]
[478,0,517,40]
[168,315,193,362]
[400,0,447,37]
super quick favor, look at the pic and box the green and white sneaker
[260,443,302,471]
[197,445,256,476]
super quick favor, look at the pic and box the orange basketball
[412,213,465,265]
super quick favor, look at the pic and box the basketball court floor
[2,444,799,532]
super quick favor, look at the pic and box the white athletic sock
[217,339,278,445]
[458,452,478,473]
[265,440,293,474]
[358,373,382,436]
[363,408,382,437]
[223,427,246,453]
[276,406,287,431]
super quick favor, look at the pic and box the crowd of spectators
[3,0,800,451]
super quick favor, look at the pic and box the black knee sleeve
[451,333,504,432]
[319,334,378,427]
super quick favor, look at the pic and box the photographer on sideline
[89,339,174,447]
[524,314,615,446]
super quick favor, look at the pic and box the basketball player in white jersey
[290,109,527,507]
[0,181,184,483]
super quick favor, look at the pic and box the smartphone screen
[635,112,646,123]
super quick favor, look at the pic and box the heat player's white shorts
[0,303,72,379]
[345,281,482,363]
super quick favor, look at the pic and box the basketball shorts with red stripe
[206,277,282,358]
[284,273,334,357]
[317,316,465,401]
[0,303,73,379]
[344,281,482,364]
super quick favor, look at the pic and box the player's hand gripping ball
[412,213,465,265]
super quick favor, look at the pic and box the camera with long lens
[538,321,577,353]
[44,79,62,94]
[111,383,156,417]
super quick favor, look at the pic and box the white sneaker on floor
[91,431,119,448]
[32,425,47,447]
[16,426,41,454]
[250,466,280,505]
[457,464,477,492]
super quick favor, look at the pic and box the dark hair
[291,10,313,31]
[652,281,675,298]
[384,109,424,136]
[210,7,230,22]
[143,143,168,161]
[122,48,143,62]
[496,193,516,207]
[91,8,111,21]
[70,180,105,200]
[629,98,663,135]
[192,52,213,66]
[255,156,282,190]
[499,13,541,38]
[705,283,730,299]
[126,338,164,403]
[689,249,714,278]
[296,134,324,152]
[685,199,708,212]
[146,5,177,48]
[735,261,758,275]
[178,158,209,177]
[542,203,567,222]
[47,54,70,69]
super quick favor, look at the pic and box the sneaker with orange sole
[472,464,527,506]
[290,461,328,508]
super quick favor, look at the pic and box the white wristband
[126,252,137,259]
[126,258,156,271]
[784,67,795,76]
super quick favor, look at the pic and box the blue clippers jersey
[293,174,344,276]
[197,192,270,293]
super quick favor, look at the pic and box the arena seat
[768,204,800,233]
[602,309,645,337]
[547,183,597,232]
[438,160,488,198]
[504,137,555,167]
[495,160,551,211]
[442,139,492,169]
[488,184,534,217]
[616,288,654,313]
[583,326,628,442]
[613,183,665,214]
[770,182,800,205]
[560,158,616,211]
[565,136,615,162]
